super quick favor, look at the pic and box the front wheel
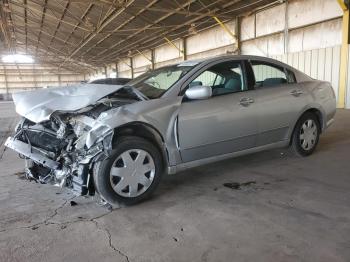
[93,136,163,206]
[291,112,320,157]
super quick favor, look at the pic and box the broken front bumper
[5,137,60,169]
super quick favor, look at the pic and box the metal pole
[284,0,289,54]
[337,0,349,108]
[130,57,134,79]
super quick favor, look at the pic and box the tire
[290,112,321,157]
[93,136,163,206]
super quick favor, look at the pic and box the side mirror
[185,85,212,100]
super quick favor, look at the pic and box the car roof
[170,54,298,74]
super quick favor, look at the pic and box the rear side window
[250,61,294,88]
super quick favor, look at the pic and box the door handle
[290,89,303,97]
[239,97,254,107]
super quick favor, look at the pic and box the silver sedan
[6,55,336,206]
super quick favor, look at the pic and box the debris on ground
[70,200,78,206]
[97,197,113,210]
[14,171,27,180]
[223,181,256,190]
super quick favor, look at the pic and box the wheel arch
[289,107,324,145]
[112,121,169,170]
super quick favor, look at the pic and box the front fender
[86,97,183,168]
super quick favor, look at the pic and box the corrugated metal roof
[0,0,277,73]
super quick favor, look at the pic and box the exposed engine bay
[5,91,137,196]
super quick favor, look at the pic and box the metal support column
[337,0,349,108]
[130,57,134,79]
[151,49,155,70]
[3,65,8,95]
[284,0,289,54]
[235,16,241,54]
[58,72,61,86]
[183,38,187,61]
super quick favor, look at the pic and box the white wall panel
[288,0,342,29]
[317,48,326,81]
[118,58,131,72]
[298,52,305,72]
[186,21,236,55]
[154,41,183,63]
[256,3,285,37]
[331,46,341,100]
[288,29,304,53]
[267,33,285,56]
[310,49,318,79]
[118,70,132,78]
[240,15,255,41]
[271,46,342,102]
[241,37,268,56]
[324,47,333,83]
[187,45,236,60]
[302,19,342,51]
[133,51,152,68]
[155,57,183,69]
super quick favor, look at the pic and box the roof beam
[93,0,198,59]
[78,0,160,58]
[130,5,233,19]
[60,3,94,49]
[47,0,70,47]
[10,1,92,32]
[97,0,262,62]
[95,0,226,61]
[59,0,136,68]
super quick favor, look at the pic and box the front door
[177,60,258,163]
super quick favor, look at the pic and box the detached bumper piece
[72,165,93,196]
[5,137,60,169]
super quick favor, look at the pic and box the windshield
[127,64,194,99]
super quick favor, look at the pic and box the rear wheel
[93,136,163,206]
[291,112,320,157]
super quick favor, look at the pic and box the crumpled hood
[12,84,130,123]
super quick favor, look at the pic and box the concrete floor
[0,101,349,262]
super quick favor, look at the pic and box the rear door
[248,60,308,146]
[177,60,258,162]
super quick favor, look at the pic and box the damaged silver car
[5,55,336,205]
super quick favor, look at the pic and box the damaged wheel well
[112,122,169,169]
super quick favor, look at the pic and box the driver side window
[189,61,246,96]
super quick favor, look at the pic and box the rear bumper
[5,137,60,169]
[326,118,334,129]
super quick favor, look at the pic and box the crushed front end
[5,105,115,196]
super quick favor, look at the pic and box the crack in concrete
[0,195,75,233]
[91,218,130,262]
[0,198,130,261]
[0,195,130,261]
